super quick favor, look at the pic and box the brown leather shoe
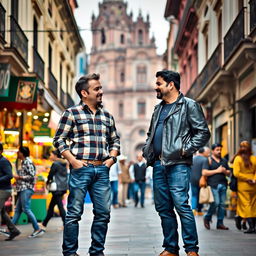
[187,252,199,256]
[203,218,210,230]
[159,250,179,256]
[217,224,229,230]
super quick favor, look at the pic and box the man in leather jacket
[143,70,210,256]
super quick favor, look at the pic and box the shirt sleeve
[202,158,209,170]
[233,156,249,181]
[129,165,135,180]
[108,115,120,153]
[0,159,13,184]
[21,159,36,181]
[53,109,75,153]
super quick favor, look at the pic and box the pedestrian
[143,70,210,256]
[0,143,21,241]
[109,162,120,208]
[129,153,147,208]
[202,143,230,230]
[118,155,130,207]
[12,146,45,238]
[190,147,210,216]
[41,150,68,231]
[233,141,256,233]
[53,73,120,256]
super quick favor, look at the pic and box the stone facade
[89,0,162,161]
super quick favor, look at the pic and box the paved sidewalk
[0,201,255,256]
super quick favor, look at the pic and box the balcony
[0,3,5,40]
[33,47,44,81]
[250,0,256,32]
[10,16,28,63]
[66,93,74,108]
[224,8,245,62]
[48,69,58,98]
[186,43,222,99]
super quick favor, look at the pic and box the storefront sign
[0,64,11,97]
[16,80,37,104]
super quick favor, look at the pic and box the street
[0,200,255,256]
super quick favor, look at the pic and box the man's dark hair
[0,143,3,151]
[211,143,222,150]
[198,147,205,153]
[19,146,30,157]
[75,73,100,99]
[156,70,180,90]
[51,149,62,158]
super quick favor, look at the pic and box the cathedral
[89,0,162,160]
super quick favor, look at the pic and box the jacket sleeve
[184,102,211,155]
[0,160,13,184]
[47,163,57,185]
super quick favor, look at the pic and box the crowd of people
[0,71,255,256]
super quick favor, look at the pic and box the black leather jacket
[142,93,210,166]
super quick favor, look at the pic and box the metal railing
[0,3,5,40]
[250,0,256,32]
[186,43,222,99]
[10,16,28,63]
[48,68,58,98]
[33,47,44,81]
[224,8,245,62]
[66,93,74,108]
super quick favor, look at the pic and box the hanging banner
[0,76,38,110]
[0,64,11,97]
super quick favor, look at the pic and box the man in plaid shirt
[53,73,120,256]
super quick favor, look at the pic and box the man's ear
[169,81,174,90]
[81,90,88,98]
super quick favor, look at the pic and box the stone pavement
[0,200,255,256]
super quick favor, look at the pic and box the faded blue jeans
[190,184,203,212]
[63,164,111,256]
[153,161,199,254]
[134,181,146,207]
[12,189,39,231]
[204,183,227,227]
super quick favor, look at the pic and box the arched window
[138,29,143,45]
[120,71,125,82]
[119,102,124,118]
[137,100,146,116]
[137,65,147,84]
[120,34,125,44]
[101,28,106,44]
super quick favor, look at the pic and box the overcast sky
[74,0,169,55]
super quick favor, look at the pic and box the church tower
[89,0,162,160]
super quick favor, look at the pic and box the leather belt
[80,159,104,166]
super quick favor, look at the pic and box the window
[137,65,147,84]
[202,24,209,61]
[238,0,243,11]
[218,13,222,43]
[119,102,124,118]
[138,29,143,45]
[137,101,146,116]
[101,28,106,44]
[79,57,84,74]
[59,63,62,86]
[33,17,38,50]
[120,71,125,82]
[66,73,69,93]
[48,43,52,70]
[48,0,52,17]
[120,34,125,44]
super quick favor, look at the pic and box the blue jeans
[12,189,39,231]
[134,181,146,206]
[204,184,227,226]
[110,180,118,205]
[153,161,199,254]
[63,165,111,256]
[190,184,203,212]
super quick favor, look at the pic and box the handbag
[199,186,214,204]
[47,177,57,192]
[199,175,207,188]
[229,174,237,192]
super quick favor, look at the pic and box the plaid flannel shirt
[16,157,36,192]
[53,101,120,160]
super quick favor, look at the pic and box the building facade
[89,0,162,160]
[165,0,256,156]
[0,0,84,154]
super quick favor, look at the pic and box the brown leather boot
[159,250,179,256]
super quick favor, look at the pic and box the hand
[224,170,231,176]
[13,174,20,180]
[216,166,225,173]
[70,159,86,169]
[103,158,114,168]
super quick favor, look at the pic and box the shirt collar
[80,101,103,114]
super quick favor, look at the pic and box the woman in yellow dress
[233,141,256,233]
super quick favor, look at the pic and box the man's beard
[156,90,163,99]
